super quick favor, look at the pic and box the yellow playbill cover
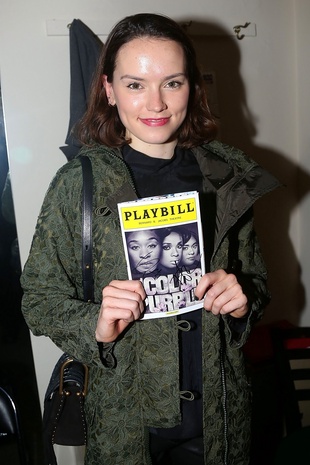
[118,191,205,319]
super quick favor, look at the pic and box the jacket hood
[192,140,281,249]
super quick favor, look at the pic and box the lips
[139,117,170,127]
[139,259,157,267]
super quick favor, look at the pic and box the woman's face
[182,235,199,266]
[103,37,190,158]
[160,231,183,269]
[127,230,161,273]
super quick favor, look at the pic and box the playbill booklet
[118,191,205,319]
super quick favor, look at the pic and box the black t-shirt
[122,144,204,439]
[122,144,203,197]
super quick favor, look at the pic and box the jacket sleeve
[20,161,104,367]
[215,208,271,348]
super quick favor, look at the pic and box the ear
[102,75,116,106]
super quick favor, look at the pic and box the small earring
[107,96,115,107]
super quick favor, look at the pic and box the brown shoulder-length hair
[76,13,217,148]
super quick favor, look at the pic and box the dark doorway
[0,85,44,464]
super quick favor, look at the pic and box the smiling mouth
[139,117,170,127]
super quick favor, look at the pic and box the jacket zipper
[219,316,229,465]
[102,147,138,193]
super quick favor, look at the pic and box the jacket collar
[192,141,281,248]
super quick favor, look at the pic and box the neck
[128,140,177,159]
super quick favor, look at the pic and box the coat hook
[233,22,251,40]
[180,21,192,31]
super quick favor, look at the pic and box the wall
[0,0,309,462]
[296,0,310,326]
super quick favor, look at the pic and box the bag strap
[43,157,93,465]
[80,156,94,302]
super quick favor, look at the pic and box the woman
[181,228,201,270]
[159,227,184,273]
[126,229,162,278]
[21,13,279,465]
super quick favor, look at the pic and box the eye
[127,82,143,90]
[129,245,139,251]
[162,244,171,251]
[165,80,182,89]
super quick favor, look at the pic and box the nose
[146,89,167,112]
[171,247,179,257]
[140,246,150,258]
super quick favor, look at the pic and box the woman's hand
[195,269,248,318]
[95,280,146,343]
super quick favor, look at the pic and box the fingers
[108,279,146,299]
[102,280,146,314]
[96,280,146,343]
[195,270,248,317]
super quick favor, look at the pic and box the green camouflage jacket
[21,140,279,465]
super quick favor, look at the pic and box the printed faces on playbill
[118,191,205,319]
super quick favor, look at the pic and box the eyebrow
[128,236,159,243]
[120,72,186,81]
[163,241,183,246]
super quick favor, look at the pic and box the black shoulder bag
[43,156,93,465]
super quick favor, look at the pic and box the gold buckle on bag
[59,358,89,397]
